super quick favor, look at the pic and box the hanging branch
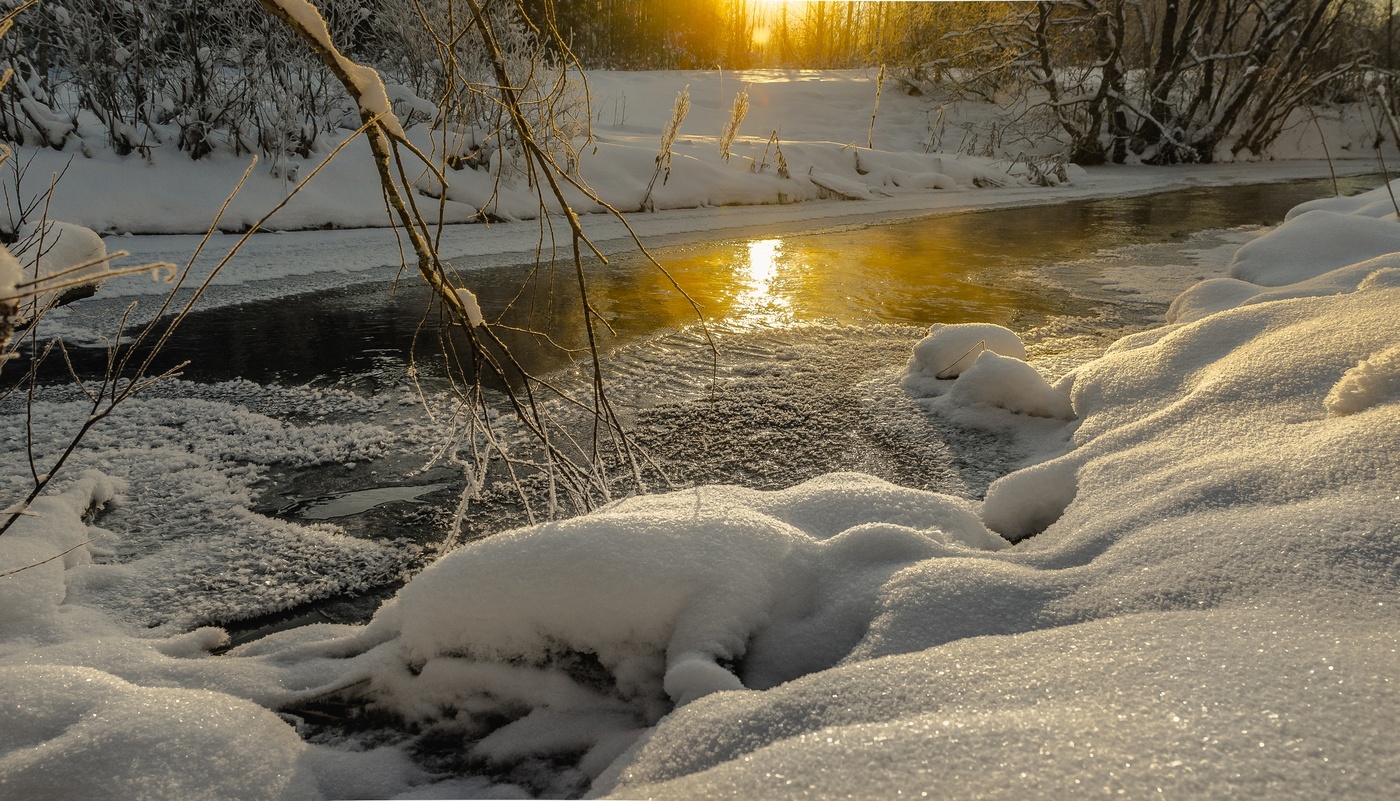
[260,0,713,534]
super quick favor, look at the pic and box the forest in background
[0,1,1392,172]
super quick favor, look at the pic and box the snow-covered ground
[7,67,1386,235]
[3,67,1399,799]
[4,182,1399,799]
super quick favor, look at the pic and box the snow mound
[230,474,1007,783]
[1326,344,1400,416]
[1170,255,1400,324]
[0,471,124,635]
[905,322,1027,382]
[1165,276,1266,323]
[1284,178,1400,220]
[1227,209,1400,286]
[946,350,1074,420]
[12,221,110,314]
[979,456,1079,541]
[0,664,424,801]
[349,474,1003,714]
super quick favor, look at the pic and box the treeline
[908,0,1381,164]
[530,0,922,69]
[0,0,1389,166]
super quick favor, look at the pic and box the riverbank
[3,172,1398,797]
[7,67,1390,239]
[3,59,1398,800]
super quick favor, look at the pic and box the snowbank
[7,69,1078,235]
[3,181,1399,798]
[595,182,1400,798]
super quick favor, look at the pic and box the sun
[750,0,821,48]
[751,0,822,16]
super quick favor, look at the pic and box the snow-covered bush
[909,0,1365,164]
[0,0,586,183]
[0,0,366,163]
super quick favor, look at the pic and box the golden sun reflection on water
[656,214,1057,334]
[732,238,794,328]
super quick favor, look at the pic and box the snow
[1228,208,1400,285]
[0,245,21,349]
[979,456,1079,542]
[1326,344,1400,417]
[906,321,1029,380]
[0,219,115,336]
[455,287,485,327]
[592,188,1400,799]
[0,664,323,799]
[12,220,109,291]
[346,474,1002,714]
[2,67,1399,800]
[946,351,1074,420]
[266,0,407,140]
[0,661,426,800]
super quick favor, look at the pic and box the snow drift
[3,181,1400,799]
[595,182,1400,799]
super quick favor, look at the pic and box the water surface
[119,174,1376,386]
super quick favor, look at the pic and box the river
[23,173,1384,635]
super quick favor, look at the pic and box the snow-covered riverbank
[14,66,1384,344]
[4,60,1399,798]
[3,173,1398,798]
[8,67,1387,237]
